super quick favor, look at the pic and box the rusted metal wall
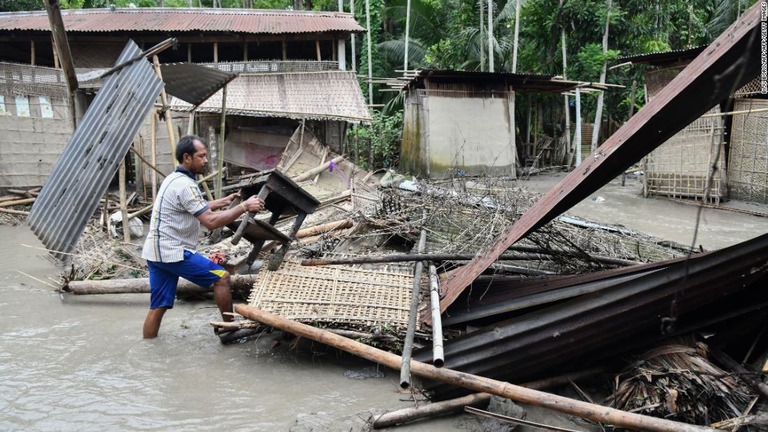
[28,40,163,257]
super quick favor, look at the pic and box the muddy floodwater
[0,225,464,431]
[2,174,767,431]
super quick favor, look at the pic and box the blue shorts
[147,250,227,310]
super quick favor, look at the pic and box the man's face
[186,140,209,175]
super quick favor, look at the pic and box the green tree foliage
[0,0,43,11]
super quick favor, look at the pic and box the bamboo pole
[65,274,259,295]
[428,264,444,368]
[291,156,346,182]
[119,161,130,243]
[296,219,353,238]
[234,304,717,432]
[216,84,228,200]
[0,208,30,216]
[400,229,427,389]
[129,146,165,179]
[150,109,158,199]
[152,55,176,166]
[0,198,36,207]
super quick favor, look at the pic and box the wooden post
[428,264,444,367]
[119,160,130,243]
[400,229,427,388]
[315,40,321,61]
[234,304,717,432]
[31,40,36,66]
[365,0,373,105]
[150,111,158,199]
[152,55,177,166]
[44,0,83,129]
[216,84,228,200]
[574,87,582,167]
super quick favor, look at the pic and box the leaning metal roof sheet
[28,40,163,257]
[0,8,365,34]
[170,70,372,123]
[160,63,238,106]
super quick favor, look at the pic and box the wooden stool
[230,170,320,270]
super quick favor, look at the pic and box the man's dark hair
[175,135,206,163]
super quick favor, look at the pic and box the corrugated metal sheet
[160,63,238,106]
[27,40,163,257]
[0,8,364,34]
[170,70,372,123]
[416,233,768,400]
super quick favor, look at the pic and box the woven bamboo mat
[248,259,416,331]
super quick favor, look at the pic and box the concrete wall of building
[0,94,73,189]
[423,96,516,179]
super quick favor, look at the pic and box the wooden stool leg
[231,186,271,245]
[267,213,307,271]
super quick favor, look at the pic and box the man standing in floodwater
[141,135,265,339]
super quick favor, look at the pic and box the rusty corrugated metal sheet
[27,40,163,257]
[0,8,364,34]
[416,233,768,400]
[169,70,372,123]
[430,1,764,319]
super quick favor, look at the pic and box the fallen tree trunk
[65,274,259,295]
[235,304,717,432]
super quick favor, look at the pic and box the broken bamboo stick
[234,304,717,432]
[65,274,259,295]
[373,367,607,429]
[400,229,427,389]
[129,146,165,179]
[119,161,130,243]
[0,208,30,216]
[296,219,354,238]
[428,264,444,368]
[0,197,35,207]
[375,392,490,429]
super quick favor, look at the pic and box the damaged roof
[169,70,372,123]
[0,8,365,35]
[404,70,610,93]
